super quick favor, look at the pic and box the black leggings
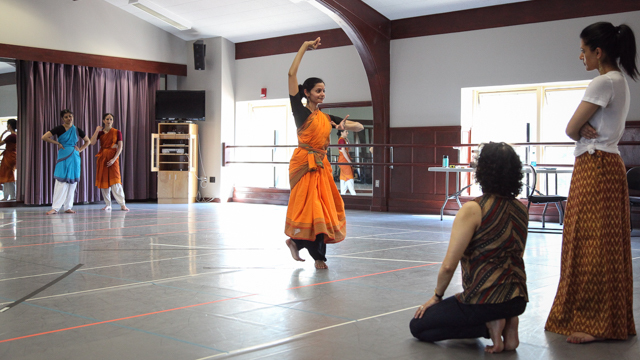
[292,234,327,261]
[410,296,526,342]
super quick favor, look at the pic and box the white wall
[235,45,370,103]
[178,38,236,201]
[0,84,17,117]
[391,11,640,127]
[0,0,186,64]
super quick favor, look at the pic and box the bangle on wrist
[434,290,443,300]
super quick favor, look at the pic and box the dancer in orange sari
[0,119,17,200]
[90,113,129,211]
[285,37,363,269]
[337,129,356,195]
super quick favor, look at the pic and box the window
[462,81,590,196]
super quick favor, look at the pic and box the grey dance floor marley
[0,203,638,360]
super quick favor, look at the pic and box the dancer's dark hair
[298,77,324,99]
[102,113,114,121]
[60,109,73,118]
[7,119,17,131]
[581,22,639,80]
[475,142,523,198]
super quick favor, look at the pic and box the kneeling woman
[410,142,528,353]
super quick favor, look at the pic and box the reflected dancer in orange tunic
[284,37,363,269]
[0,119,17,200]
[337,130,356,195]
[90,113,129,211]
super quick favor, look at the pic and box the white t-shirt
[574,71,630,156]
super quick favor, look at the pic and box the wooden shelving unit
[151,123,198,204]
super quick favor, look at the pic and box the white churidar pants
[2,182,15,200]
[101,183,126,208]
[52,180,77,211]
[340,179,356,195]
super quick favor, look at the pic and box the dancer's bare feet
[64,209,76,214]
[121,205,130,211]
[45,209,58,215]
[567,332,602,344]
[485,319,506,353]
[314,260,328,269]
[285,239,305,262]
[503,316,520,351]
[101,205,112,211]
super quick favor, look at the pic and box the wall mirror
[321,103,373,197]
[0,58,17,203]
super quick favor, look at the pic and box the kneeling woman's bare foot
[314,260,328,269]
[101,205,112,211]
[485,319,506,353]
[121,205,130,211]
[64,209,76,214]
[45,209,58,215]
[567,332,602,344]
[503,316,520,351]
[285,239,305,262]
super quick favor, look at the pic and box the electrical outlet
[375,180,380,187]
[210,177,215,183]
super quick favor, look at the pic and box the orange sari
[338,137,354,181]
[0,137,16,183]
[285,110,346,243]
[95,128,122,189]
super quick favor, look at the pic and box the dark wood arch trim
[236,0,640,60]
[0,43,187,76]
[236,28,351,60]
[392,0,640,40]
[313,0,391,212]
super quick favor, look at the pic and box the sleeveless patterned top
[455,194,529,304]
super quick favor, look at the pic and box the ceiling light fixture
[129,0,192,31]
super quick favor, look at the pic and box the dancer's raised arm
[288,37,321,96]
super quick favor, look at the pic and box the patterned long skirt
[545,150,635,339]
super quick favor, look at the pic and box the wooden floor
[0,202,638,359]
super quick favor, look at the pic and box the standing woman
[0,119,17,200]
[284,37,363,269]
[41,110,91,214]
[545,22,638,344]
[90,113,129,211]
[337,129,356,195]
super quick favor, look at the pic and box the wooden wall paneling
[391,0,640,40]
[313,0,391,212]
[389,128,413,194]
[620,121,640,167]
[0,44,187,76]
[411,129,436,195]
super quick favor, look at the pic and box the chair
[626,167,640,230]
[525,165,567,230]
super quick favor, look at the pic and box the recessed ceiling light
[129,0,192,31]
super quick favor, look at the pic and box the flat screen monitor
[156,90,205,121]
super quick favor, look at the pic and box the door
[158,172,174,199]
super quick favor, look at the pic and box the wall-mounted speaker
[194,40,206,70]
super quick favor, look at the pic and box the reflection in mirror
[322,106,373,196]
[0,58,17,203]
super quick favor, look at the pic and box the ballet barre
[428,166,573,220]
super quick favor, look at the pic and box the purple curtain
[16,61,159,205]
